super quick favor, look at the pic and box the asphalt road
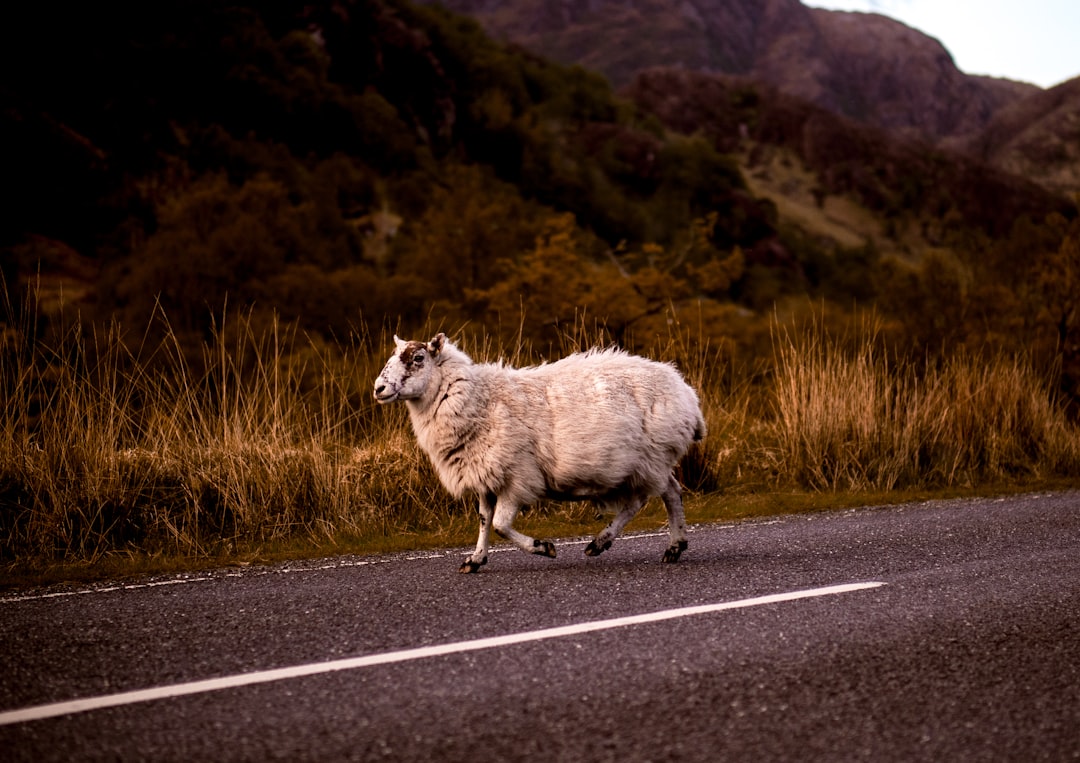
[1,492,1078,762]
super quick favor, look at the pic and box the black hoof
[584,539,612,557]
[661,540,688,564]
[459,556,487,573]
[532,539,557,558]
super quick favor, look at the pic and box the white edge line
[3,527,752,604]
[0,581,884,727]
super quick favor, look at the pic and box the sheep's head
[373,333,446,403]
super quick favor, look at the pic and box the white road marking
[3,525,761,604]
[0,581,883,726]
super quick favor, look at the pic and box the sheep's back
[518,350,702,491]
[418,349,703,502]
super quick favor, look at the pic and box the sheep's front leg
[460,493,495,573]
[585,494,646,557]
[660,474,689,563]
[493,498,556,559]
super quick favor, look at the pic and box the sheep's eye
[412,352,425,364]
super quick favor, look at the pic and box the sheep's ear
[393,334,406,351]
[428,333,446,355]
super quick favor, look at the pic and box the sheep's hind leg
[460,493,495,573]
[493,499,556,559]
[585,493,647,557]
[660,474,688,563]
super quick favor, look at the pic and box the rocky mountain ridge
[426,0,1041,144]
[960,77,1080,198]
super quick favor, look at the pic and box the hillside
[626,68,1069,239]
[960,77,1080,198]
[0,0,779,346]
[426,0,1038,143]
[0,0,1076,400]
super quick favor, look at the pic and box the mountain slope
[0,0,1076,393]
[801,8,1034,140]
[425,0,1038,142]
[625,67,1070,238]
[962,77,1080,197]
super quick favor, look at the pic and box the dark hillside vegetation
[627,69,1071,238]
[2,0,767,350]
[2,0,1075,370]
[627,68,1080,401]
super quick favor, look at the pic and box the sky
[805,0,1080,88]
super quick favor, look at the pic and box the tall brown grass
[2,296,1078,568]
[0,298,457,565]
[770,321,1080,490]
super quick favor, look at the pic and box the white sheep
[374,333,706,572]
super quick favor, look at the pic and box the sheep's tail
[693,411,707,443]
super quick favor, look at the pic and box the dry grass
[2,293,1079,579]
[0,300,459,568]
[770,320,1080,490]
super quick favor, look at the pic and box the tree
[393,164,545,305]
[109,173,309,335]
[463,213,714,348]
